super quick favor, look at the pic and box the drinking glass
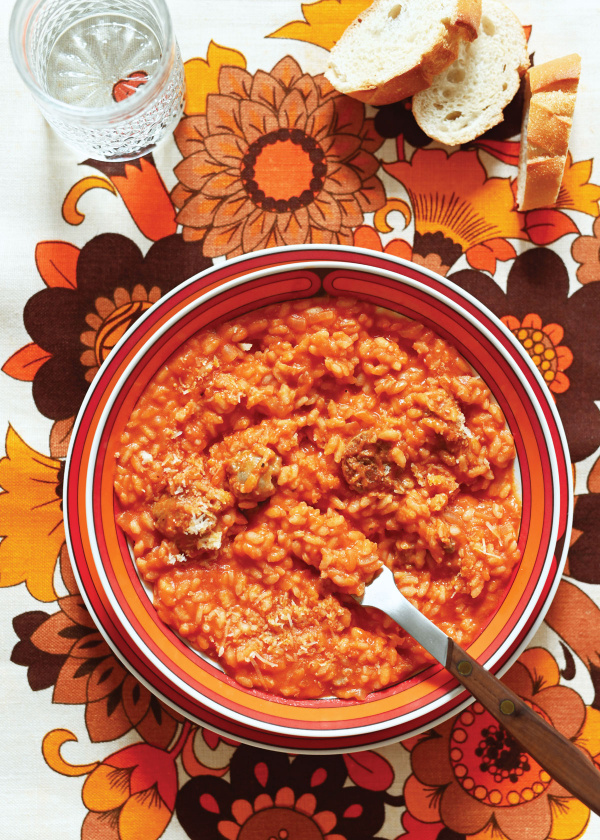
[9,0,186,161]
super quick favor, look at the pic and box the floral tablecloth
[2,1,600,839]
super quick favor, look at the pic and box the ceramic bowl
[64,245,572,752]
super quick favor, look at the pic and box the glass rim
[9,0,179,121]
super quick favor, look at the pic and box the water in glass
[10,0,185,161]
[46,14,162,108]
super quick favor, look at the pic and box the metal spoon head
[356,565,450,666]
[357,565,397,610]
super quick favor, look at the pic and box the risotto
[114,297,521,700]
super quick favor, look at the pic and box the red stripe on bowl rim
[64,245,572,750]
[71,260,564,728]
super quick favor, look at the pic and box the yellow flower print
[268,0,371,52]
[0,426,64,602]
[183,42,247,117]
[557,155,600,216]
[521,156,600,247]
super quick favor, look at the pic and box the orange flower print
[353,224,412,258]
[81,735,186,840]
[172,56,385,257]
[403,648,598,840]
[0,426,64,602]
[181,727,238,779]
[572,216,600,284]
[384,148,527,274]
[81,156,178,242]
[502,314,573,393]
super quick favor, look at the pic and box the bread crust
[517,54,581,211]
[325,0,482,106]
[528,53,581,94]
[453,0,483,42]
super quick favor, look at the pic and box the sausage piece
[152,493,222,554]
[226,445,282,507]
[341,431,396,494]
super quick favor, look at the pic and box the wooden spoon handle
[446,640,600,815]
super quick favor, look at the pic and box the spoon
[359,565,600,815]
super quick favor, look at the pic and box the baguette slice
[412,0,529,145]
[516,54,581,211]
[325,0,481,106]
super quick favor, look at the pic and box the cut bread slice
[516,54,581,211]
[324,0,481,106]
[412,0,530,145]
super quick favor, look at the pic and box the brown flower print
[11,584,182,745]
[21,233,211,422]
[572,216,600,284]
[353,224,462,277]
[172,56,386,257]
[176,745,399,840]
[403,648,598,840]
[450,247,600,462]
[563,493,600,585]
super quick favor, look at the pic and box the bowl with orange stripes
[64,245,572,751]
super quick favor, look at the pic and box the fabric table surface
[1,1,600,839]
